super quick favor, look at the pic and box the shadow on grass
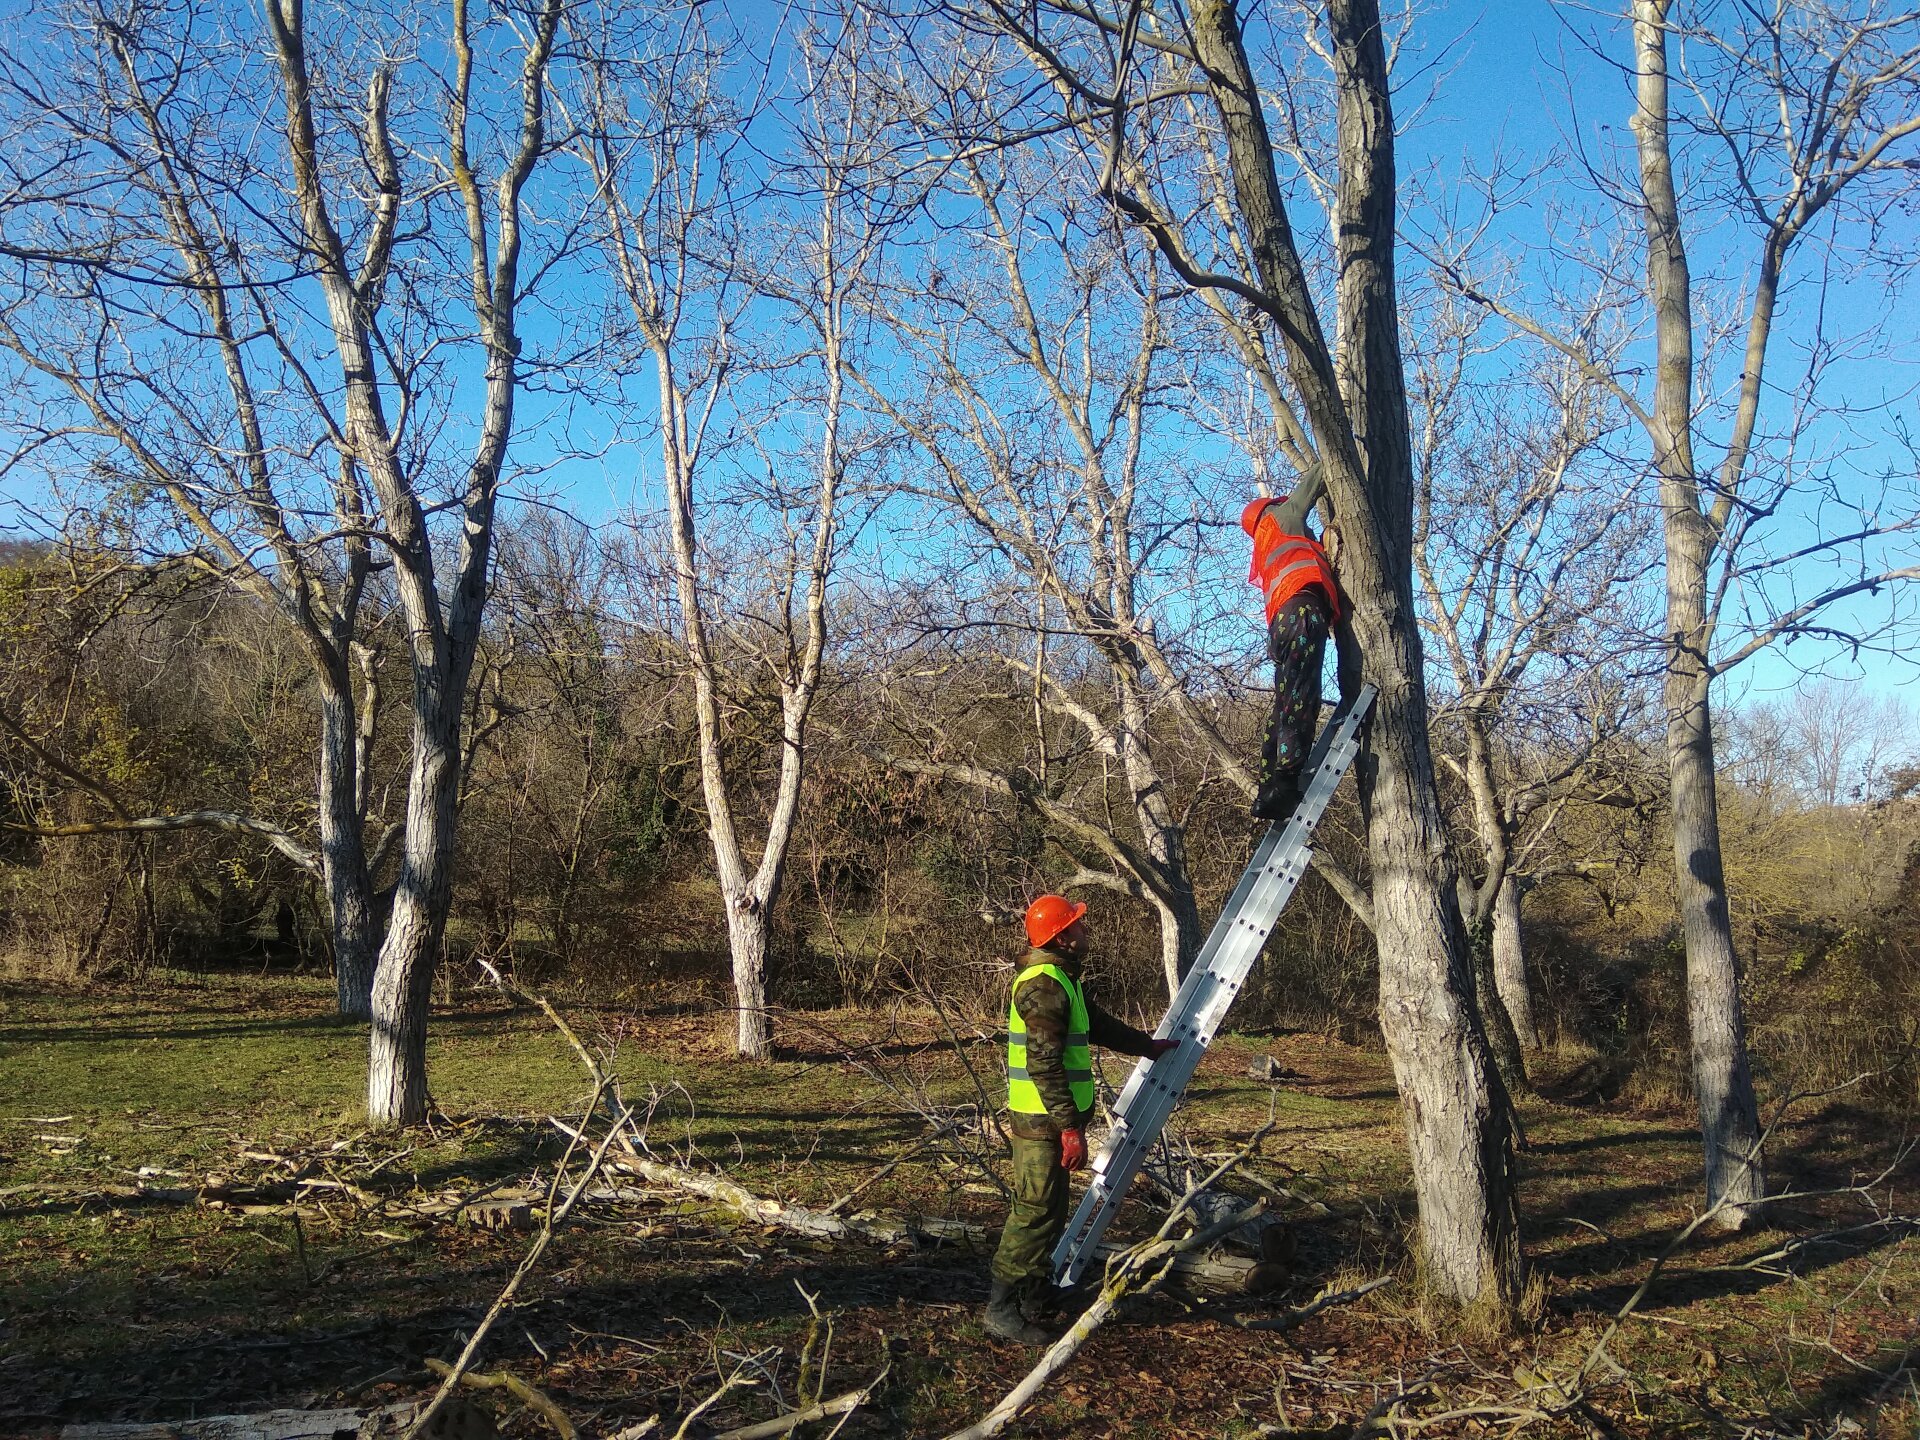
[0,1222,984,1426]
[1766,1337,1917,1434]
[1548,1212,1913,1322]
[1526,1127,1697,1157]
[0,1012,363,1045]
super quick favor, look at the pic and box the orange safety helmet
[1024,893,1088,949]
[1240,495,1284,536]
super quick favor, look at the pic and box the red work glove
[1058,1126,1087,1172]
[1147,1037,1179,1061]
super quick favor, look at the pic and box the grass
[2,971,1917,1438]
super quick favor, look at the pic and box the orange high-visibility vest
[1241,497,1341,626]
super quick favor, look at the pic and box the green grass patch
[2,975,1916,1438]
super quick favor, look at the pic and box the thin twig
[1233,1274,1394,1332]
[708,1366,891,1440]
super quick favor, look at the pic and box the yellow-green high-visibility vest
[1007,962,1094,1116]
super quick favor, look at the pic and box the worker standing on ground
[984,894,1177,1344]
[1241,461,1342,824]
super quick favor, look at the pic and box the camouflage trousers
[989,1133,1068,1288]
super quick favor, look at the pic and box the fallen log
[61,1409,390,1440]
[552,1124,1261,1295]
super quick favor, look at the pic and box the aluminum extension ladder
[1050,684,1377,1287]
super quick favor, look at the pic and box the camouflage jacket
[1008,948,1156,1139]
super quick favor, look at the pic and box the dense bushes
[4,546,1917,1117]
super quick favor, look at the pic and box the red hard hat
[1024,893,1088,949]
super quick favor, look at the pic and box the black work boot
[1250,775,1302,824]
[1020,1278,1067,1328]
[982,1279,1050,1345]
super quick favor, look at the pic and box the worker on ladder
[1241,461,1342,825]
[984,894,1177,1344]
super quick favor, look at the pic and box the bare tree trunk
[1459,879,1527,1091]
[1459,715,1530,1080]
[1491,878,1539,1051]
[1630,0,1764,1226]
[319,674,377,1020]
[265,0,559,1123]
[1182,0,1522,1308]
[1116,675,1203,993]
[1150,890,1204,997]
[1328,0,1522,1303]
[727,897,773,1057]
[1669,670,1764,1221]
[367,705,462,1124]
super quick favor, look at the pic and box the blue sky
[1,0,1913,709]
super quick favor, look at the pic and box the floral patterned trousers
[1260,588,1331,787]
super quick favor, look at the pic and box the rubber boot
[982,1280,1050,1345]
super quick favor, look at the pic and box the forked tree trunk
[1630,0,1764,1227]
[265,0,555,1123]
[1491,879,1540,1050]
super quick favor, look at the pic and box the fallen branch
[555,1128,1260,1294]
[1232,1274,1394,1332]
[0,1180,331,1218]
[403,1076,626,1440]
[946,1197,1267,1440]
[61,1410,403,1440]
[423,1358,576,1440]
[708,1366,890,1440]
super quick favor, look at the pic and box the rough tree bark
[1179,0,1523,1305]
[1491,878,1539,1050]
[265,0,560,1122]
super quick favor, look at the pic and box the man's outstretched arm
[1273,460,1327,535]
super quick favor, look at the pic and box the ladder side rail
[1051,686,1375,1285]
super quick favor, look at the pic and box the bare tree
[578,10,880,1057]
[260,0,565,1123]
[1788,680,1917,807]
[0,3,407,1017]
[1406,280,1654,1065]
[1442,0,1920,1223]
[850,150,1221,997]
[903,0,1525,1306]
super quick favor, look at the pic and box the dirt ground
[1,973,1915,1438]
